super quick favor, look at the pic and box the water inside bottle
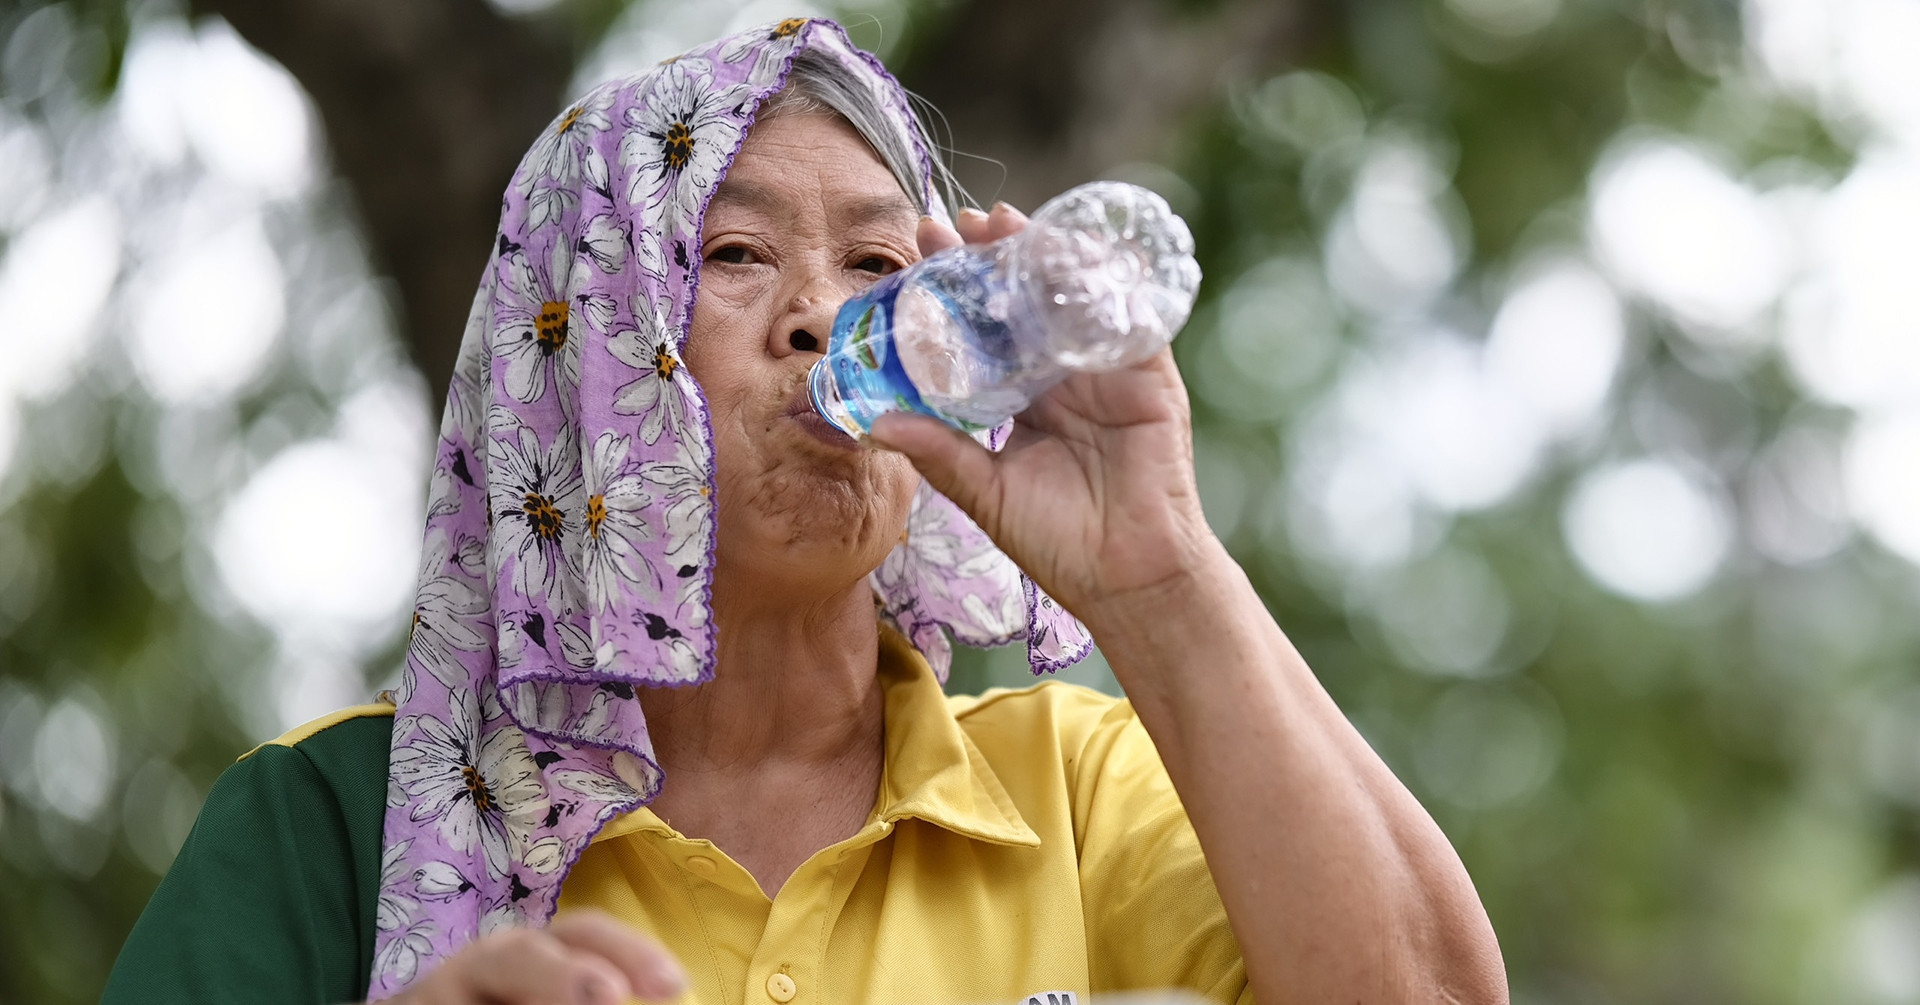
[894,284,975,403]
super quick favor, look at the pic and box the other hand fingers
[954,206,991,244]
[867,413,1003,527]
[986,201,1028,241]
[549,911,689,1002]
[942,204,1027,251]
[444,925,640,1005]
[916,214,963,259]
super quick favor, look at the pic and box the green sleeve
[103,715,392,1005]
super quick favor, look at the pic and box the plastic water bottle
[808,181,1202,436]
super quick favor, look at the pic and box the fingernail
[991,200,1014,214]
[918,214,936,226]
[958,207,988,221]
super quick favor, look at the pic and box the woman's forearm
[1085,540,1509,1005]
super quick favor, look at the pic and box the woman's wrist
[1076,533,1252,679]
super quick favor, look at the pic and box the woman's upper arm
[103,742,371,1005]
[1073,702,1251,1003]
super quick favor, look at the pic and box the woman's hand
[869,204,1224,627]
[381,911,687,1005]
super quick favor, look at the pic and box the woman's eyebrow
[839,194,918,228]
[708,179,788,219]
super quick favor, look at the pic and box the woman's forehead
[710,114,916,225]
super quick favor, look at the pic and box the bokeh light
[1842,407,1920,564]
[1589,136,1788,336]
[116,19,314,196]
[1563,459,1732,602]
[0,197,122,402]
[31,693,113,823]
[1324,140,1466,313]
[128,207,285,403]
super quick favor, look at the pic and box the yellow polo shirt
[559,629,1251,1005]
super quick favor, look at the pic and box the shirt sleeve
[1072,699,1253,1004]
[102,742,373,1005]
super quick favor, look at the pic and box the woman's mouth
[784,389,860,450]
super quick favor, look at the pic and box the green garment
[103,712,392,1004]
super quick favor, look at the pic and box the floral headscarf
[369,18,1091,998]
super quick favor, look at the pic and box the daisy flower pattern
[875,486,1021,644]
[408,530,490,693]
[629,593,704,682]
[517,86,616,234]
[487,415,586,604]
[373,921,435,988]
[446,277,494,438]
[639,437,714,574]
[620,59,748,237]
[376,840,422,934]
[720,18,812,88]
[390,689,549,881]
[492,237,615,410]
[607,295,695,444]
[577,431,660,610]
[576,210,667,283]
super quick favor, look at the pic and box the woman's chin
[732,460,912,558]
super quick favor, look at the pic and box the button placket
[742,821,886,1005]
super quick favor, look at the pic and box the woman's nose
[770,274,842,358]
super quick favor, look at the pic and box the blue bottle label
[827,276,993,433]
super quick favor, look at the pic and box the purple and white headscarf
[369,18,1091,998]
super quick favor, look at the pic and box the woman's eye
[853,255,898,275]
[709,245,757,265]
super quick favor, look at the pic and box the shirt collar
[872,625,1039,847]
[590,626,1039,849]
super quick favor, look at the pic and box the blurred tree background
[2,0,1919,1001]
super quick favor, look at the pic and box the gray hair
[758,47,969,218]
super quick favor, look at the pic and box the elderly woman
[105,19,1505,1005]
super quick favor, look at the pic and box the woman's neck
[638,571,886,775]
[635,571,890,894]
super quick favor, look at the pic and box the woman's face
[685,110,923,588]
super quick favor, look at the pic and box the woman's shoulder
[946,679,1141,762]
[234,700,395,785]
[948,678,1125,721]
[208,700,396,848]
[104,703,395,1003]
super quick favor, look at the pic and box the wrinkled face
[685,110,922,587]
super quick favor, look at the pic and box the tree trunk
[190,0,571,397]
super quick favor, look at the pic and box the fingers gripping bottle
[808,181,1202,436]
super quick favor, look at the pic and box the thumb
[868,413,1002,521]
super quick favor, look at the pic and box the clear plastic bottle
[808,181,1202,436]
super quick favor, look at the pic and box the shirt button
[765,972,797,1002]
[686,855,716,877]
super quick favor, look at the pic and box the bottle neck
[808,357,864,437]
